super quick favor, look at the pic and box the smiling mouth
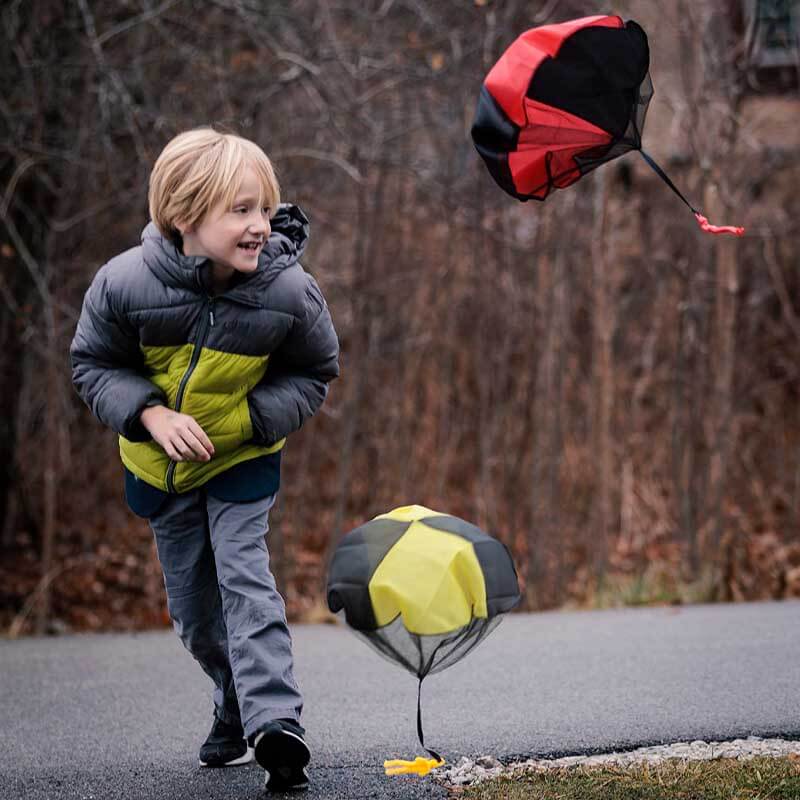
[237,242,261,251]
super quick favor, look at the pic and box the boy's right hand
[139,405,215,462]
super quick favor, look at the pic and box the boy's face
[178,166,271,277]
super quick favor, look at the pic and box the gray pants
[148,490,303,738]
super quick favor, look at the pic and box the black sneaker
[252,719,310,792]
[198,715,254,767]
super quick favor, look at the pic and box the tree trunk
[705,180,740,558]
[591,172,615,582]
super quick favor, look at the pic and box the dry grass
[455,756,800,799]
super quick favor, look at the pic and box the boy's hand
[139,405,215,462]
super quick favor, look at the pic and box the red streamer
[694,213,745,237]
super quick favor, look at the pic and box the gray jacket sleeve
[70,266,166,442]
[247,274,339,445]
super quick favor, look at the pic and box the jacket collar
[141,203,310,301]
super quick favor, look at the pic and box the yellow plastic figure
[384,756,444,777]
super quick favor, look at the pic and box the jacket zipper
[165,297,216,492]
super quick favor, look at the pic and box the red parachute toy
[472,14,744,236]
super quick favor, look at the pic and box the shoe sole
[254,728,311,791]
[199,746,254,767]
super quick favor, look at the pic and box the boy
[70,127,339,792]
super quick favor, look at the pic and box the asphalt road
[2,600,799,799]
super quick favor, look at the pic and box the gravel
[436,737,800,787]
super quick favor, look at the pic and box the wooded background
[2,0,799,636]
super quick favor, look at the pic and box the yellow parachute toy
[326,505,521,776]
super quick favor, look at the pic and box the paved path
[2,601,798,798]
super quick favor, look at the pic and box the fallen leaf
[429,52,445,71]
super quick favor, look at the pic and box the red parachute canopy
[471,15,744,236]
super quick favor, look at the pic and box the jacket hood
[141,203,310,298]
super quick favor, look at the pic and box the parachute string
[638,149,696,212]
[416,677,443,763]
[638,149,744,237]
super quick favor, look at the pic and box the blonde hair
[148,127,280,244]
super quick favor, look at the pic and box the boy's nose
[250,216,269,235]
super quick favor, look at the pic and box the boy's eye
[232,206,270,215]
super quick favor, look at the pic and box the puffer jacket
[70,204,339,493]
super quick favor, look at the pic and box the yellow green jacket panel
[70,204,340,493]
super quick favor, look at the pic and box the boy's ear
[174,219,191,235]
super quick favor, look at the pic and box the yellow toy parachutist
[384,756,445,777]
